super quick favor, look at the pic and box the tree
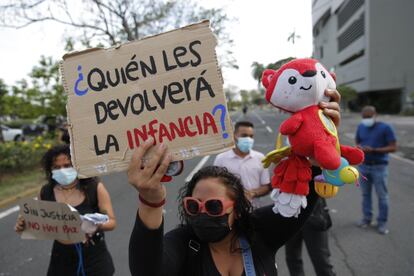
[0,0,236,68]
[224,85,238,103]
[251,57,295,92]
[30,55,66,117]
[0,79,7,117]
[5,80,44,118]
[250,89,264,106]
[270,57,295,71]
[337,84,357,111]
[251,62,265,90]
[0,56,66,119]
[239,89,250,105]
[0,79,7,142]
[224,85,239,111]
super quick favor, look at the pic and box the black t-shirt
[40,179,100,215]
[129,178,320,276]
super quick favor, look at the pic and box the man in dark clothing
[285,198,336,276]
[355,105,397,235]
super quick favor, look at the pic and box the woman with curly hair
[128,90,342,276]
[15,144,116,276]
[128,141,322,276]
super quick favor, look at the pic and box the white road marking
[0,197,37,220]
[389,153,414,166]
[252,111,266,124]
[266,126,273,133]
[185,155,211,182]
[0,205,19,220]
[251,110,273,134]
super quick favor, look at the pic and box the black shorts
[47,238,115,276]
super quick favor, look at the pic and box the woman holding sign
[128,91,341,275]
[15,144,116,276]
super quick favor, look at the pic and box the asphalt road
[0,108,413,276]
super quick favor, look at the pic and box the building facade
[312,0,414,113]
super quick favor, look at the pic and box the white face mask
[52,168,78,186]
[361,118,375,127]
[237,137,254,153]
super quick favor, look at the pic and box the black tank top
[40,178,100,215]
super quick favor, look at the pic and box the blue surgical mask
[237,137,254,153]
[52,168,78,186]
[361,118,375,127]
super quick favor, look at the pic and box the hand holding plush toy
[261,58,364,217]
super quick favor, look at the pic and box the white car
[1,125,24,141]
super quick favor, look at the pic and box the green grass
[0,169,45,203]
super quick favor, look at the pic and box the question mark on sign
[74,65,89,96]
[212,104,229,139]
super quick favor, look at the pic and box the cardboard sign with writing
[60,20,234,178]
[19,199,84,242]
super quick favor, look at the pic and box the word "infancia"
[94,112,219,155]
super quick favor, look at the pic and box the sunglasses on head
[183,197,234,217]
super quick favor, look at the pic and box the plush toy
[261,58,364,217]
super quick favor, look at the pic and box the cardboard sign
[19,199,84,242]
[60,20,234,178]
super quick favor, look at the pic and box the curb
[0,186,40,209]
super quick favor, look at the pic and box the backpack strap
[187,237,257,276]
[240,236,257,276]
[187,238,201,275]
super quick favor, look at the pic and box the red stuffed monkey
[262,58,364,217]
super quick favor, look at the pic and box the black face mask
[188,213,231,243]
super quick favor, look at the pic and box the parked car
[22,115,65,137]
[1,125,24,141]
[22,121,47,137]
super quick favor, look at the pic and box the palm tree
[251,62,265,90]
[271,57,296,71]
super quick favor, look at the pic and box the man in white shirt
[214,121,271,208]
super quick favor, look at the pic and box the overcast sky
[0,0,313,91]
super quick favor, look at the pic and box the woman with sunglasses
[128,91,341,275]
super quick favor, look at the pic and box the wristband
[139,194,165,208]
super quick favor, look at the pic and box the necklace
[57,185,77,191]
[56,182,79,203]
[59,187,77,203]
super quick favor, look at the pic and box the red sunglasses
[183,197,234,217]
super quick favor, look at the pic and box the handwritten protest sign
[60,20,234,178]
[19,198,84,243]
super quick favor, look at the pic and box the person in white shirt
[214,121,271,208]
